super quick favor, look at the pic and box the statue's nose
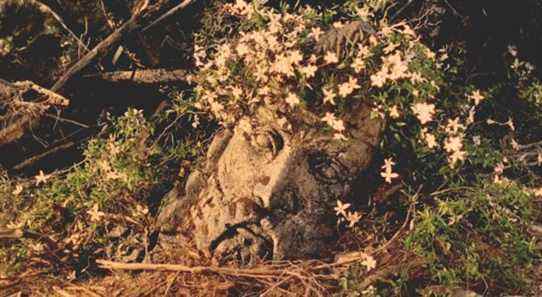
[252,146,296,208]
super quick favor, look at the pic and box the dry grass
[1,251,410,296]
[0,203,415,297]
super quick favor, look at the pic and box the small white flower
[334,200,351,217]
[323,88,336,105]
[12,184,23,196]
[309,27,323,42]
[469,90,485,105]
[389,105,400,119]
[324,51,339,64]
[338,76,360,98]
[346,211,362,228]
[285,92,301,108]
[192,115,200,128]
[444,135,463,153]
[300,64,318,78]
[35,170,50,186]
[321,112,345,132]
[87,204,105,222]
[421,129,437,149]
[411,103,435,125]
[380,158,399,183]
[352,57,365,73]
[361,254,376,271]
[505,117,515,131]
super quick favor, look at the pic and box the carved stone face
[159,103,383,264]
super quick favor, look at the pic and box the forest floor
[1,1,542,296]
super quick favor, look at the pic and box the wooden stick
[30,0,90,52]
[12,140,76,171]
[84,68,188,84]
[53,286,77,297]
[51,0,196,92]
[51,15,142,92]
[97,259,285,278]
[0,227,24,240]
[13,81,70,107]
[142,0,194,32]
[0,81,70,146]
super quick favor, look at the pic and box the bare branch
[142,0,195,32]
[0,80,70,146]
[85,68,188,84]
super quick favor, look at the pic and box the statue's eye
[307,152,346,184]
[252,129,284,156]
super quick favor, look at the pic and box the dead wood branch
[0,227,58,250]
[51,0,195,92]
[85,68,188,84]
[50,14,143,92]
[96,256,367,294]
[0,0,89,56]
[0,80,70,147]
[142,0,195,32]
[12,140,75,171]
[96,259,283,277]
[28,0,90,52]
[0,227,24,240]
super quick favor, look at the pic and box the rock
[157,22,384,263]
[158,102,383,262]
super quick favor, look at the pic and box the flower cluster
[195,1,494,184]
[334,200,362,228]
[192,1,443,142]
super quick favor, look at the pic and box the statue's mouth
[209,221,274,264]
[205,191,304,263]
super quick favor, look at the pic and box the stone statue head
[158,101,383,264]
[155,15,385,264]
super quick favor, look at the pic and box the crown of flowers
[192,0,485,170]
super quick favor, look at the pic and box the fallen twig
[12,140,76,171]
[63,286,103,297]
[0,227,24,240]
[96,259,336,295]
[0,228,58,253]
[29,0,90,53]
[50,14,143,92]
[0,80,70,146]
[53,286,76,297]
[442,0,463,18]
[84,68,188,84]
[97,259,278,277]
[142,0,195,32]
[44,113,90,128]
[51,0,196,92]
[0,0,89,55]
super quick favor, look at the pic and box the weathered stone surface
[158,102,383,263]
[157,21,384,264]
